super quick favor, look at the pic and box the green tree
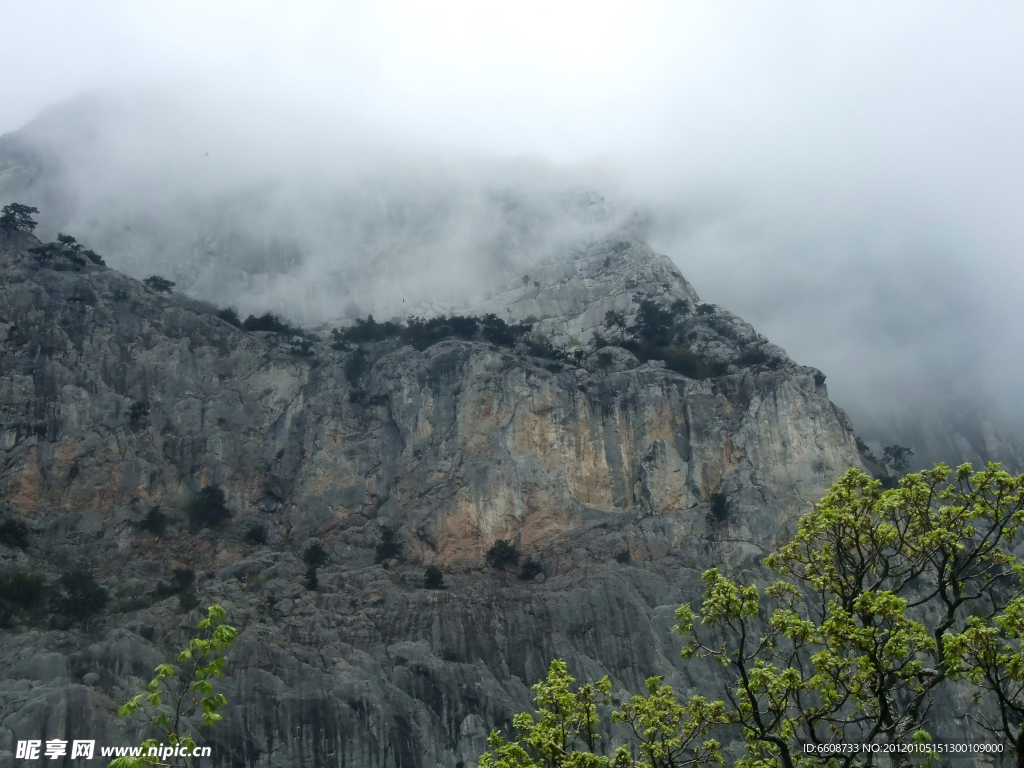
[424,565,445,589]
[375,525,403,563]
[673,463,1024,767]
[487,463,1024,768]
[479,659,727,768]
[144,275,176,293]
[303,541,328,590]
[604,310,628,338]
[881,444,914,475]
[110,605,236,768]
[185,486,231,530]
[0,202,39,232]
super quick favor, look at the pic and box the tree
[672,463,1024,767]
[55,570,108,622]
[110,605,236,768]
[0,518,30,549]
[881,444,914,475]
[488,463,1024,768]
[375,526,403,563]
[479,659,727,768]
[144,276,176,293]
[0,202,39,232]
[303,542,328,590]
[424,565,445,589]
[604,309,628,338]
[486,539,520,569]
[185,486,231,531]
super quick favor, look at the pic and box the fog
[2,1,1023,464]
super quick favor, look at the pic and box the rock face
[0,228,862,767]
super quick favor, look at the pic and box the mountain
[0,225,863,766]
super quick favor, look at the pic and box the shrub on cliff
[375,526,402,563]
[185,486,231,530]
[245,523,268,545]
[518,558,542,580]
[303,542,329,590]
[0,570,46,615]
[0,202,39,232]
[216,307,242,327]
[0,519,30,549]
[424,565,444,589]
[55,570,108,621]
[486,540,519,569]
[143,275,175,293]
[137,506,168,537]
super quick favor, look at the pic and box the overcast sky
[3,1,1023,438]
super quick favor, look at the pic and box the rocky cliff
[0,228,863,766]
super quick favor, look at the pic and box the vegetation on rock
[486,539,520,569]
[185,486,231,531]
[375,526,403,563]
[424,565,445,589]
[143,275,175,293]
[0,202,39,232]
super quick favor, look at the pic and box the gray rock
[0,227,868,767]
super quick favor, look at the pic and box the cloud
[2,1,1022,451]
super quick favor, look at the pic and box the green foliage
[244,523,267,545]
[178,593,200,612]
[604,309,628,336]
[111,605,236,768]
[242,311,299,335]
[486,539,520,569]
[0,518,30,549]
[128,400,150,430]
[303,542,329,590]
[424,565,445,589]
[707,493,728,523]
[614,549,631,565]
[55,570,108,621]
[345,347,370,382]
[519,558,542,580]
[0,202,39,232]
[27,231,103,269]
[185,486,231,531]
[0,570,46,614]
[524,333,566,362]
[304,542,328,567]
[375,526,403,563]
[854,436,878,465]
[216,307,242,328]
[881,444,914,475]
[335,314,403,345]
[137,506,168,537]
[631,299,676,344]
[491,462,1024,767]
[143,275,175,293]
[479,660,727,768]
[675,462,1024,767]
[599,295,727,380]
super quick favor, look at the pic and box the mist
[2,1,1022,464]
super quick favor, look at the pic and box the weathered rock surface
[0,228,864,766]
